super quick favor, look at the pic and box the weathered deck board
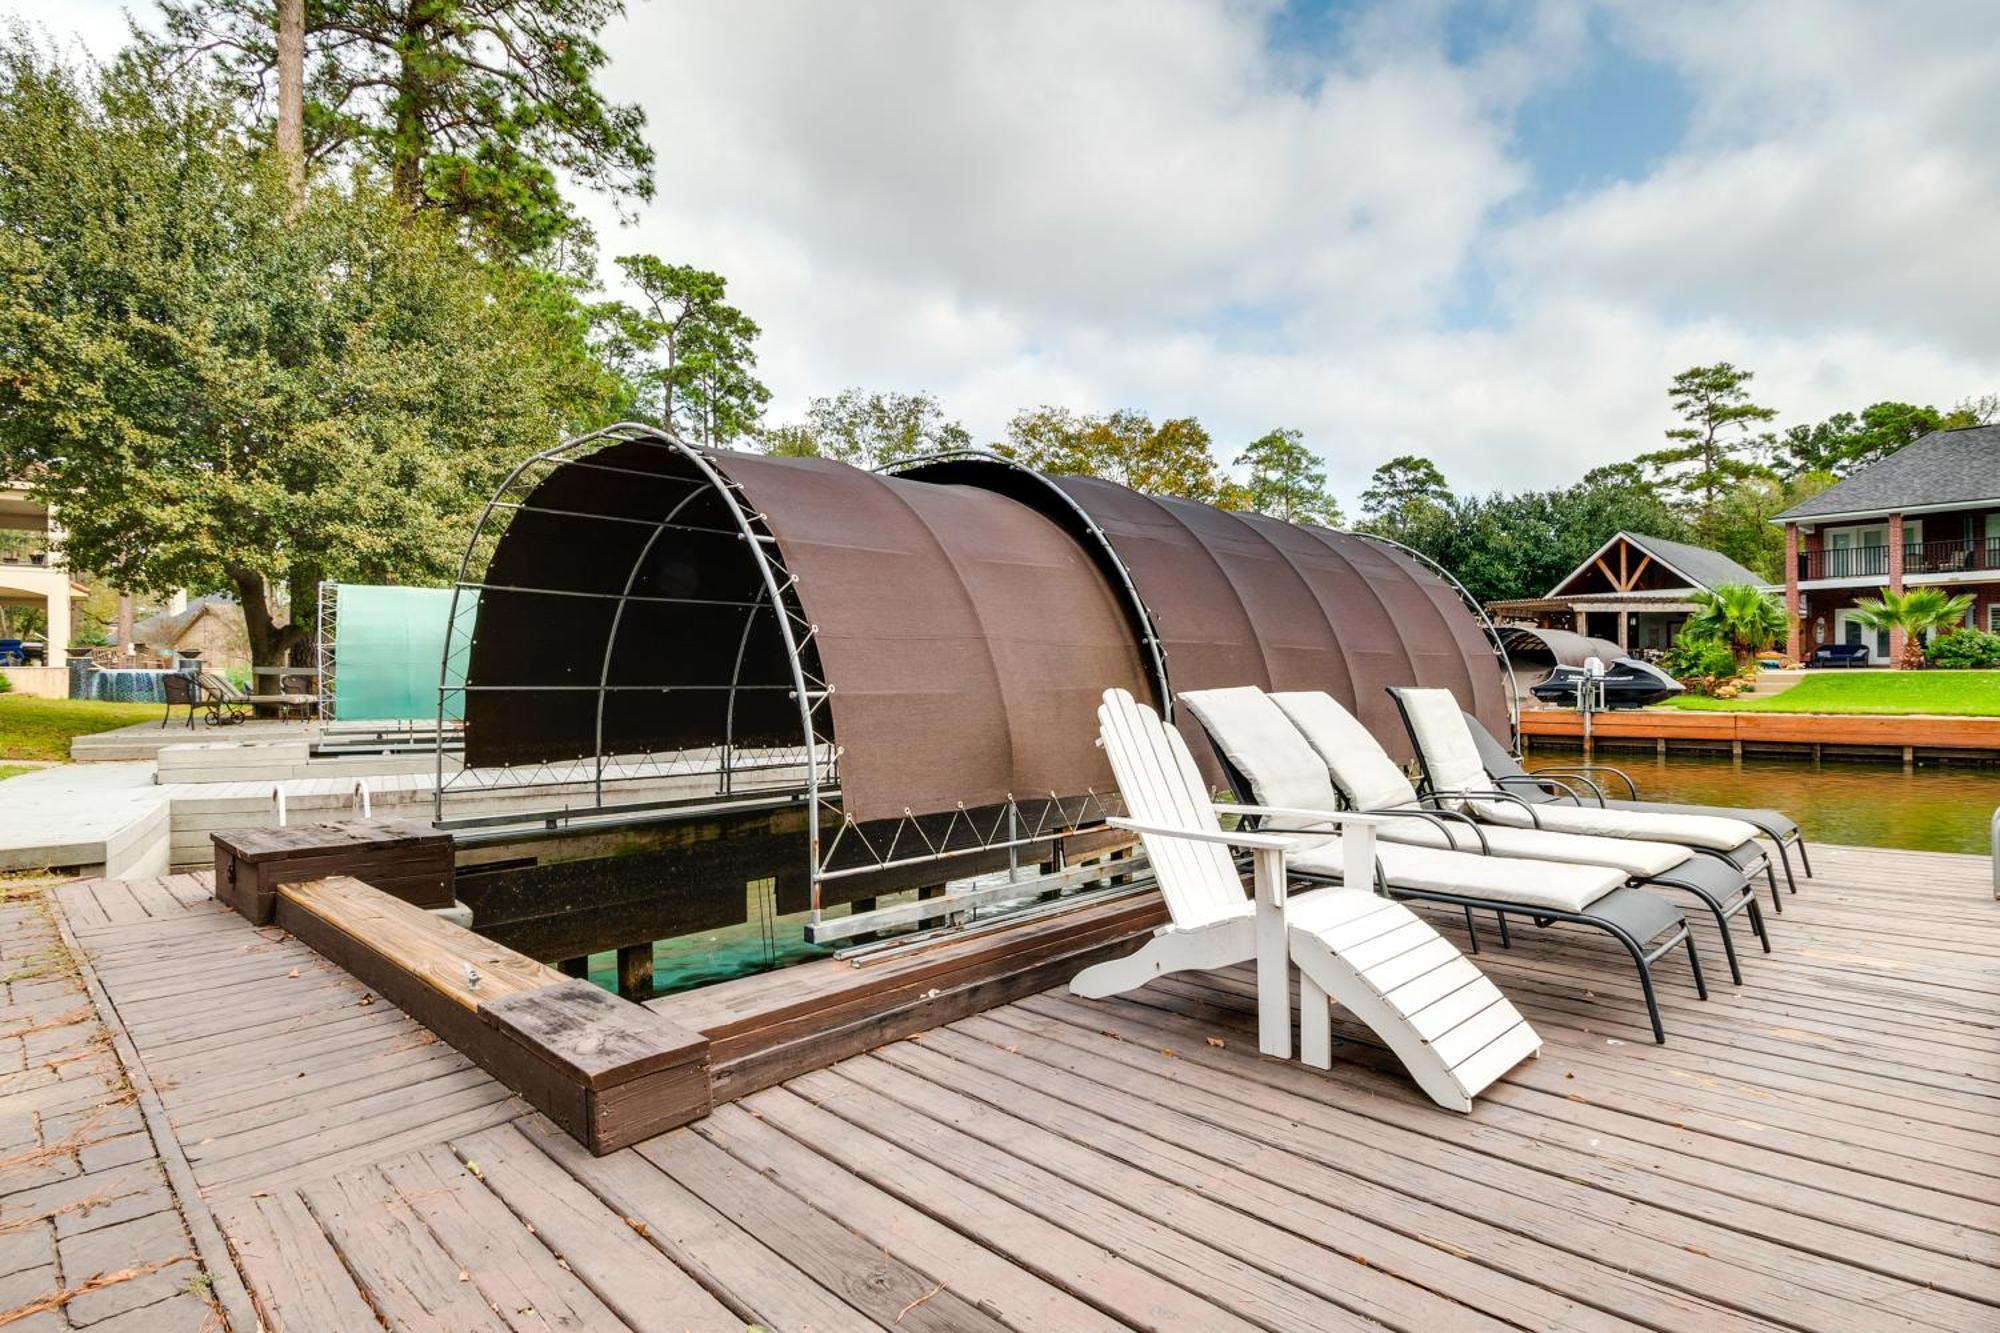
[49,843,2000,1332]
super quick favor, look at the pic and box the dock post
[617,943,653,999]
[558,957,588,979]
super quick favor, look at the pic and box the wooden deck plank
[524,1122,882,1333]
[690,1102,1135,1333]
[213,1189,384,1333]
[638,1130,1016,1333]
[377,1144,630,1331]
[298,1166,512,1332]
[449,1123,743,1333]
[46,840,2000,1333]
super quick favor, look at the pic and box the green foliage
[1925,628,2000,670]
[0,43,620,667]
[1358,456,1450,530]
[1779,401,1982,478]
[1660,635,1742,691]
[1683,583,1786,662]
[1849,587,1978,670]
[758,389,970,469]
[0,673,11,695]
[1636,363,1777,528]
[1233,429,1340,526]
[997,407,1240,505]
[599,256,769,445]
[150,0,652,257]
[1696,471,1834,580]
[1371,463,1688,606]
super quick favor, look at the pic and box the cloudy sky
[24,0,2000,509]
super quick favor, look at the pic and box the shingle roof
[1618,531,1767,590]
[131,593,233,646]
[1776,425,2000,520]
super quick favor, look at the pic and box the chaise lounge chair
[1454,711,1811,901]
[1389,687,1779,911]
[1259,688,1770,984]
[1070,688,1545,1109]
[1169,688,1708,1041]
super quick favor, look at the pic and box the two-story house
[1776,424,2000,665]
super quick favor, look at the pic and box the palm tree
[1849,587,1977,670]
[1683,583,1787,666]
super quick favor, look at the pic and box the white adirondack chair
[1071,688,1540,1112]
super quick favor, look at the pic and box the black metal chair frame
[1202,736,1703,1044]
[1384,689,1767,987]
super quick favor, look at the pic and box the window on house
[1990,603,2000,635]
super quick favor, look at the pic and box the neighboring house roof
[1617,531,1767,591]
[1547,530,1766,599]
[1776,424,2000,521]
[131,593,235,646]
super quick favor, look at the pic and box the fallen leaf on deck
[1206,1037,1225,1048]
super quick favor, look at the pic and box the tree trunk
[275,0,306,210]
[390,6,427,205]
[228,567,307,714]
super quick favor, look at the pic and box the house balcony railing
[1797,538,2000,581]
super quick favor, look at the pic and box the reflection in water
[1529,751,2000,854]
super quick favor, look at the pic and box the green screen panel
[331,585,473,721]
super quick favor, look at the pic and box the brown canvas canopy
[462,440,1148,824]
[900,459,1512,777]
[462,437,1507,833]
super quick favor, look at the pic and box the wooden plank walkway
[42,843,2000,1331]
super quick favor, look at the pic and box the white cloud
[14,0,2000,510]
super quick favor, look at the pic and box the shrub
[0,672,11,694]
[1661,635,1747,697]
[1925,627,2000,669]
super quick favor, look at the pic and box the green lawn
[0,696,160,761]
[0,764,32,782]
[1664,671,2000,717]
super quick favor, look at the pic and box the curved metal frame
[1351,531,1522,748]
[434,424,835,913]
[883,449,1176,718]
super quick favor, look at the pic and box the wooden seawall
[1522,706,2000,762]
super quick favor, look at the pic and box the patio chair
[1172,688,1709,1040]
[199,672,315,721]
[161,671,246,728]
[1070,687,1545,1109]
[1389,688,1779,907]
[1195,687,1767,985]
[1456,710,1810,900]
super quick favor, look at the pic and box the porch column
[1887,512,1906,666]
[1783,523,1801,662]
[1614,609,1629,653]
[44,589,71,660]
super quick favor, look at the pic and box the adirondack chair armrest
[1105,817,1295,853]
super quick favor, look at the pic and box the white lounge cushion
[1395,687,1489,795]
[1178,687,1339,830]
[1371,812,1689,877]
[1473,800,1761,852]
[1268,690,1421,812]
[1287,836,1626,914]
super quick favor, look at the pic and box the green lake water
[1528,751,2000,855]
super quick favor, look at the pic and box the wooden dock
[33,842,2000,1331]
